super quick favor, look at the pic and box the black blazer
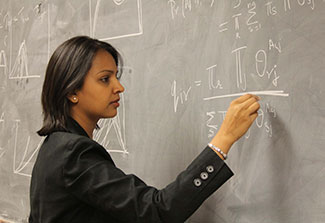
[29,118,233,223]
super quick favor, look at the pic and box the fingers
[250,112,258,122]
[232,94,260,104]
[242,96,259,109]
[247,99,260,115]
[231,94,260,114]
[232,94,253,104]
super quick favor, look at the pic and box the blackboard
[1,0,325,222]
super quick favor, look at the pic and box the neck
[70,113,98,138]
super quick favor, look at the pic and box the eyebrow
[96,70,116,75]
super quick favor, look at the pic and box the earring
[72,96,78,103]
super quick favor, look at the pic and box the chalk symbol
[219,22,228,32]
[9,40,40,80]
[89,0,143,40]
[12,120,43,177]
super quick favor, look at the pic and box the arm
[63,94,260,222]
[63,139,233,223]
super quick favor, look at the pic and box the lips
[110,98,119,104]
[110,98,120,106]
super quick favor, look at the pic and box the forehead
[90,49,117,72]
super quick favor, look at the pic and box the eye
[100,76,110,83]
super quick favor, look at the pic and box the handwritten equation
[168,0,317,20]
[166,0,325,139]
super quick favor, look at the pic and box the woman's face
[72,49,124,122]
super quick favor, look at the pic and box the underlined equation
[170,37,289,139]
[203,37,289,139]
[167,0,325,139]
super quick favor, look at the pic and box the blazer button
[193,178,202,187]
[206,165,214,173]
[200,172,208,180]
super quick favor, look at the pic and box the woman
[29,36,260,223]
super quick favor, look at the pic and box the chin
[105,112,118,119]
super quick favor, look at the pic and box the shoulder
[43,131,112,162]
[45,131,100,150]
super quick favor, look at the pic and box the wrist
[208,143,227,160]
[210,132,233,155]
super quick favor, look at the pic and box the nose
[113,79,125,94]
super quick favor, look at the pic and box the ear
[67,94,79,104]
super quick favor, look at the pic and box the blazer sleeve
[63,137,233,223]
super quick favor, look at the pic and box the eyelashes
[100,76,110,83]
[99,71,120,84]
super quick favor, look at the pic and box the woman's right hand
[209,94,260,158]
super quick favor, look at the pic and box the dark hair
[37,36,123,136]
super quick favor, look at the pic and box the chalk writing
[255,107,273,137]
[206,64,223,90]
[297,0,315,10]
[233,13,242,39]
[266,1,278,16]
[284,0,292,11]
[0,112,4,123]
[206,111,218,138]
[232,46,247,90]
[207,104,275,139]
[0,50,7,77]
[33,3,47,21]
[247,1,261,32]
[91,0,143,40]
[206,111,228,138]
[12,120,43,177]
[171,80,192,113]
[255,49,280,87]
[9,40,40,80]
[234,0,242,9]
[168,0,215,19]
[269,39,282,53]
